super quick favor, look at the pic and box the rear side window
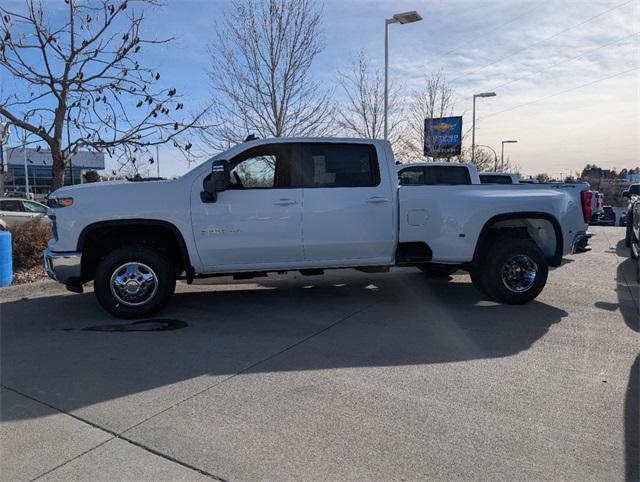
[302,143,380,188]
[0,200,24,212]
[424,166,470,185]
[480,174,512,184]
[399,167,424,185]
[399,165,471,185]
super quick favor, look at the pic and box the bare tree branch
[0,0,208,189]
[202,0,333,150]
[397,71,457,163]
[334,50,403,145]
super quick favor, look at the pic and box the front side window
[22,201,47,214]
[228,144,294,189]
[399,167,425,185]
[0,200,24,212]
[302,143,380,188]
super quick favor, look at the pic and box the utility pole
[21,130,30,197]
[0,123,12,195]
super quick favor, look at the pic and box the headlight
[47,197,74,208]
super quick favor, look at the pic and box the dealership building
[2,147,105,196]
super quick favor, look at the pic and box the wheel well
[79,221,192,282]
[473,213,563,267]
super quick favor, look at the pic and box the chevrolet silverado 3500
[45,138,591,318]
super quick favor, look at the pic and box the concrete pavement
[1,226,638,480]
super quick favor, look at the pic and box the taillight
[581,191,593,224]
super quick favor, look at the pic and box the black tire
[418,263,458,277]
[481,238,548,305]
[94,246,176,319]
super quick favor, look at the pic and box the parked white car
[45,137,591,318]
[0,198,49,230]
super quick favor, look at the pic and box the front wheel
[94,246,176,319]
[481,239,548,305]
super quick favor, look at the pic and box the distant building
[626,172,640,183]
[4,147,105,195]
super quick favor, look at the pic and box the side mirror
[200,160,230,203]
[623,190,630,199]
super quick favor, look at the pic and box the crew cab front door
[191,143,303,271]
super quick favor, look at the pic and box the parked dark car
[623,184,640,281]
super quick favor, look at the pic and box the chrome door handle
[273,199,297,206]
[367,196,389,203]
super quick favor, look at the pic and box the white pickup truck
[45,138,591,318]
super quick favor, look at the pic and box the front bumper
[44,248,82,285]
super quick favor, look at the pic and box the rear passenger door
[300,142,395,264]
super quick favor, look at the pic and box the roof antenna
[244,134,258,142]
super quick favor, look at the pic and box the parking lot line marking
[0,384,223,481]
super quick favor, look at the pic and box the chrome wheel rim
[110,262,158,306]
[501,255,537,293]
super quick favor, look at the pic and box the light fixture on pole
[384,10,422,140]
[471,92,496,163]
[501,139,518,172]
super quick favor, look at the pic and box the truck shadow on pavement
[1,271,567,423]
[613,239,638,332]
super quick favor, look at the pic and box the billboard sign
[424,116,462,157]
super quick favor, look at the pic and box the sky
[2,0,639,178]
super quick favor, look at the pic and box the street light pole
[0,123,11,195]
[501,139,518,172]
[384,19,390,140]
[475,144,498,171]
[471,92,496,163]
[384,10,422,140]
[21,130,30,197]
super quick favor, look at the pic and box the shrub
[10,219,52,270]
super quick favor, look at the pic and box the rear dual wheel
[472,238,548,304]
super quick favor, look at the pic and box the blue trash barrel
[0,230,13,287]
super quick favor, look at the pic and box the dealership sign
[424,116,462,157]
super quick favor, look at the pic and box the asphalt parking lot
[1,226,638,481]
